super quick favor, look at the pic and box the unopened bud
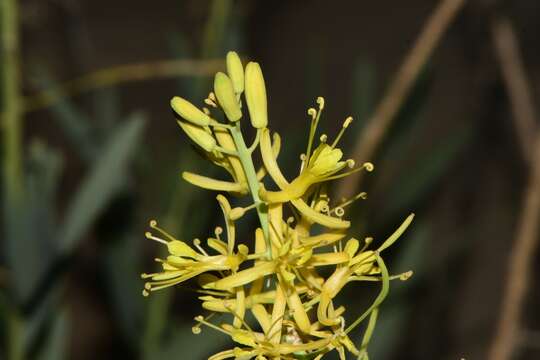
[214,72,242,121]
[177,120,216,152]
[170,96,210,126]
[245,62,268,128]
[226,51,244,94]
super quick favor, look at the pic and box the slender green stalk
[229,123,271,258]
[2,0,23,203]
[2,1,24,359]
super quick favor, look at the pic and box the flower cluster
[142,51,414,360]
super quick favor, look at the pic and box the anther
[334,207,345,217]
[316,96,325,110]
[363,162,374,172]
[215,226,223,238]
[307,108,317,119]
[145,232,167,245]
[320,134,328,143]
[204,98,217,107]
[346,159,355,168]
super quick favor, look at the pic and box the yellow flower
[143,50,416,360]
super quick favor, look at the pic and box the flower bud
[176,120,216,152]
[245,62,268,128]
[170,96,211,126]
[214,72,242,122]
[226,51,244,94]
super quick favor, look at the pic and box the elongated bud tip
[170,96,211,126]
[214,72,242,122]
[245,62,268,129]
[226,51,244,94]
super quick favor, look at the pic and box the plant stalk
[229,123,271,259]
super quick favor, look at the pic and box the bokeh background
[2,0,540,359]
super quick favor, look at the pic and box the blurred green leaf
[93,88,120,139]
[36,308,67,360]
[6,140,63,303]
[58,113,145,254]
[32,73,97,162]
[104,232,144,343]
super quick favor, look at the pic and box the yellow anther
[316,96,325,110]
[307,108,317,119]
[363,162,375,172]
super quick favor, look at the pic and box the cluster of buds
[141,51,414,360]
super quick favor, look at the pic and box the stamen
[194,315,230,336]
[307,108,317,120]
[224,303,255,333]
[316,96,325,110]
[300,153,307,173]
[215,226,223,241]
[149,220,178,242]
[193,238,208,256]
[334,207,345,217]
[209,92,216,101]
[346,159,355,168]
[305,97,326,166]
[363,162,374,172]
[360,237,373,252]
[204,98,217,108]
[319,134,328,143]
[331,116,353,148]
[337,192,368,209]
[145,232,167,245]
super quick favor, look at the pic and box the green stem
[2,0,23,203]
[229,123,271,258]
[2,2,24,358]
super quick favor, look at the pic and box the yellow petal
[306,252,350,267]
[344,238,360,258]
[182,171,247,194]
[226,51,244,94]
[259,129,349,229]
[269,282,286,343]
[251,304,271,334]
[245,62,268,128]
[287,288,311,333]
[167,240,199,258]
[207,237,228,255]
[214,72,242,121]
[204,262,276,290]
[233,287,246,328]
[170,96,210,126]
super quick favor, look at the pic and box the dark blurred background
[1,0,540,359]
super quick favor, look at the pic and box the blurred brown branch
[491,17,537,162]
[337,0,466,200]
[488,16,540,360]
[2,58,224,121]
